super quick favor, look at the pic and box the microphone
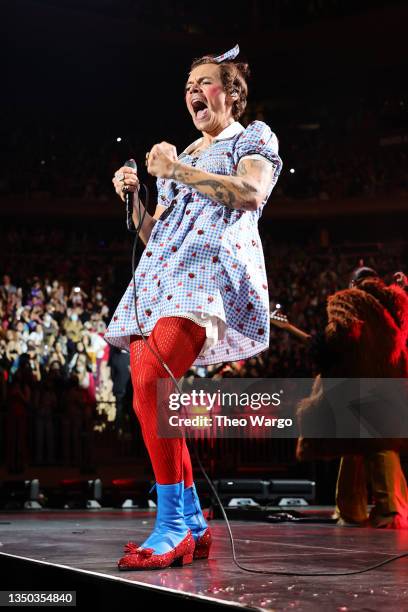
[124,158,137,231]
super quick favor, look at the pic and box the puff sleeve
[233,120,283,190]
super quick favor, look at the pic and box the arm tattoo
[169,161,265,211]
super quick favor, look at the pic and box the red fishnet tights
[129,316,207,485]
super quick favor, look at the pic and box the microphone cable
[125,168,408,578]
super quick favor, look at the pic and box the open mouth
[192,99,209,121]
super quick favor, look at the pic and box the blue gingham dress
[105,120,282,365]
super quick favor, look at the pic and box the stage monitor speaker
[216,479,270,505]
[269,479,316,505]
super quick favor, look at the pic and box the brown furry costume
[296,278,408,460]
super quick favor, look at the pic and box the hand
[112,166,140,202]
[147,142,178,178]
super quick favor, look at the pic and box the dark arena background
[1,1,408,610]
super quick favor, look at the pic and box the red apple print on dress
[224,285,231,292]
[249,290,255,295]
[187,292,192,297]
[251,316,256,321]
[199,284,203,289]
[176,304,180,308]
[197,305,202,309]
[229,301,234,306]
[165,222,169,227]
[236,307,241,313]
[143,287,147,292]
[188,273,195,278]
[212,256,218,263]
[113,316,118,321]
[257,328,264,335]
[246,303,254,311]
[197,229,204,235]
[238,323,244,330]
[171,246,177,252]
[262,284,267,290]
[177,281,183,286]
[236,244,241,249]
[146,251,152,257]
[179,262,184,267]
[159,256,163,260]
[167,295,173,300]
[211,275,215,281]
[145,309,152,316]
[140,273,146,277]
[192,252,196,257]
[160,243,164,247]
[208,296,214,303]
[123,305,128,310]
[205,243,210,248]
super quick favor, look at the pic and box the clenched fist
[147,141,178,179]
[112,165,140,202]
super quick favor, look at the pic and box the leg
[367,450,408,528]
[119,316,206,570]
[335,455,369,524]
[128,322,200,486]
[128,319,211,557]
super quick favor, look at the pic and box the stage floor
[1,509,407,611]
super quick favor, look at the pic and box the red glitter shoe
[192,526,212,560]
[118,482,195,571]
[118,530,195,570]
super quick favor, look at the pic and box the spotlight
[290,168,295,174]
[116,137,122,142]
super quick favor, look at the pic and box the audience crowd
[1,223,406,473]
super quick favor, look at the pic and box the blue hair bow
[213,44,240,63]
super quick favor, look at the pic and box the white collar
[181,121,244,156]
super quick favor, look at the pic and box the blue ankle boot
[184,483,212,559]
[118,482,194,570]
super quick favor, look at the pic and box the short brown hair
[189,56,250,121]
